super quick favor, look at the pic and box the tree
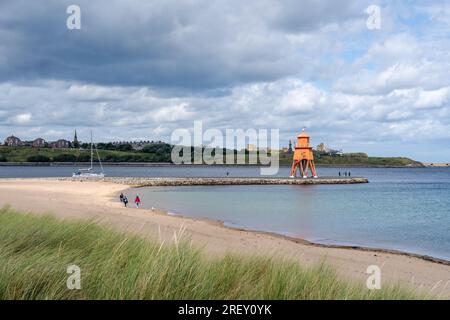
[53,154,77,162]
[27,155,50,162]
[117,143,133,152]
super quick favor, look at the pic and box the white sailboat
[72,131,105,178]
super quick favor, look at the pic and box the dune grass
[0,206,421,300]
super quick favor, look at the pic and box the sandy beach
[0,178,449,297]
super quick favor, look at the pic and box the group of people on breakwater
[119,192,141,208]
[338,171,351,177]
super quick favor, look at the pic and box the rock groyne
[63,176,368,187]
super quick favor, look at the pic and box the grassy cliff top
[0,145,170,163]
[279,152,423,167]
[0,145,423,167]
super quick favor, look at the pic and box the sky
[1,0,450,162]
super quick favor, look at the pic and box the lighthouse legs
[289,160,304,178]
[303,160,309,178]
[290,160,318,178]
[289,161,298,178]
[310,161,318,178]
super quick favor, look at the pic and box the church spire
[73,130,80,148]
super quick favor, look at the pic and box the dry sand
[0,178,449,297]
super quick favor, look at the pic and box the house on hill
[48,139,71,148]
[4,135,23,146]
[31,138,46,147]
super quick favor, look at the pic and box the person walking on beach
[135,195,141,208]
[348,171,351,177]
[123,196,128,207]
[119,193,124,203]
[338,172,341,177]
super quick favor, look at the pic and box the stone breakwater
[61,176,368,187]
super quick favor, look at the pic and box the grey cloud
[269,0,365,32]
[0,0,367,90]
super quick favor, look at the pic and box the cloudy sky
[1,0,450,161]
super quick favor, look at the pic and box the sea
[1,165,449,261]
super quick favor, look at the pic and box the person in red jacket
[134,195,141,208]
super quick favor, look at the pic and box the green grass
[0,146,164,163]
[0,207,423,300]
[315,155,423,167]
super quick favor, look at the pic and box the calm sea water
[1,165,450,261]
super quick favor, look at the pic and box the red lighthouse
[290,128,318,178]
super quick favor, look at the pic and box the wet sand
[0,178,449,297]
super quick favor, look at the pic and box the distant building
[4,135,23,146]
[316,143,327,153]
[258,147,272,153]
[49,139,71,148]
[315,143,342,156]
[131,141,149,151]
[247,144,257,152]
[110,140,153,150]
[31,138,46,148]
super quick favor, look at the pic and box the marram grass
[0,206,421,300]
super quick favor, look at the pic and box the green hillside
[0,145,170,163]
[0,145,422,167]
[279,152,423,167]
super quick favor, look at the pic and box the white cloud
[415,87,450,109]
[152,103,193,122]
[11,113,32,124]
[278,83,325,113]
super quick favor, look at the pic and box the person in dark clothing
[338,172,341,177]
[344,172,347,177]
[123,196,128,207]
[119,193,124,203]
[349,171,351,177]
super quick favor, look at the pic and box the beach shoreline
[148,201,450,266]
[0,178,449,296]
[120,182,450,266]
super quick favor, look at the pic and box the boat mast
[95,142,104,174]
[90,130,93,170]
